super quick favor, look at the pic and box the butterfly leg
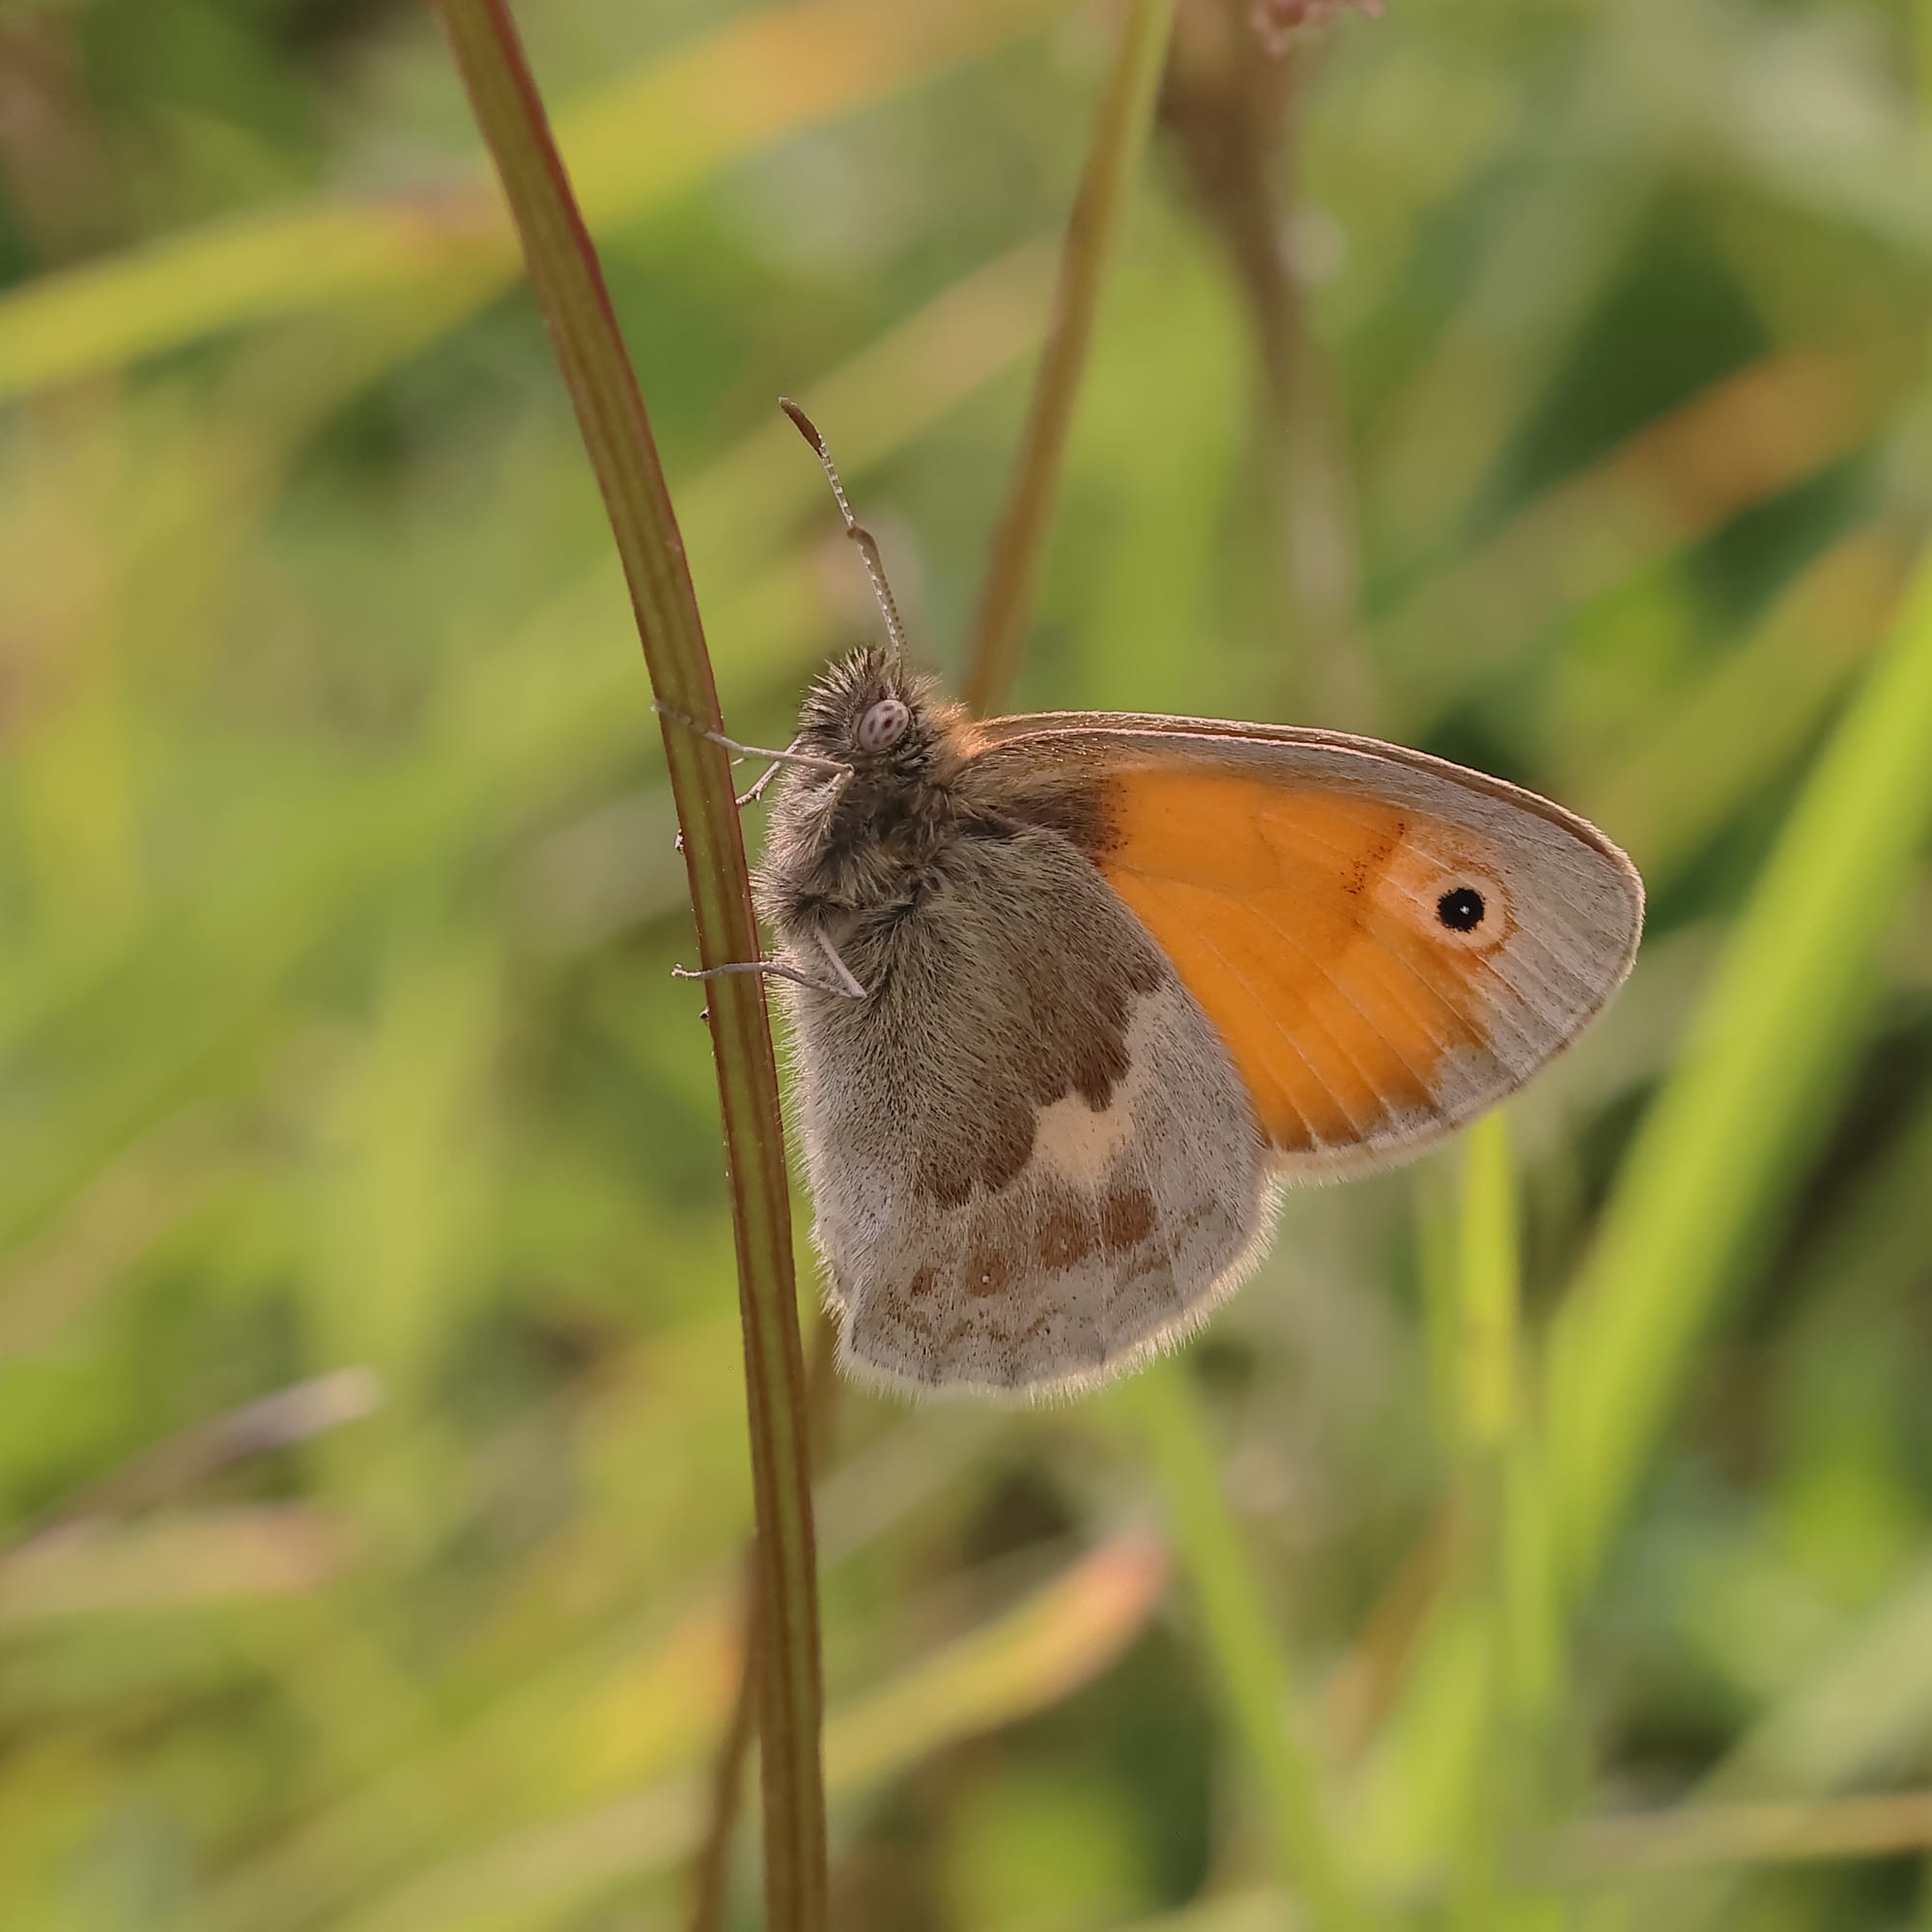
[656,705,852,850]
[652,701,851,787]
[673,932,868,1002]
[733,747,795,810]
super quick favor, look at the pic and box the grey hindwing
[779,826,1273,1399]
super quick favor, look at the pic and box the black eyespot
[1436,886,1486,932]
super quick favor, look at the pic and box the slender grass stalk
[1454,1114,1520,1459]
[432,6,825,1926]
[1442,1115,1563,1932]
[961,0,1180,715]
[1439,1118,1512,1932]
[1124,1365,1389,1932]
[687,1320,841,1932]
[1545,548,1932,1602]
[1456,1116,1559,1731]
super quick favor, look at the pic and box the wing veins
[1237,895,1446,1121]
[1179,917,1370,1146]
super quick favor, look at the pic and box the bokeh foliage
[3,1,1932,1928]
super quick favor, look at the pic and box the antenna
[780,397,908,668]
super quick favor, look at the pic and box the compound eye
[857,696,910,752]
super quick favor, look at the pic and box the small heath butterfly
[679,405,1643,1402]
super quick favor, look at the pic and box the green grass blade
[1442,1115,1565,1931]
[1546,546,1932,1600]
[1122,1362,1390,1932]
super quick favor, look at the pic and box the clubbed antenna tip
[780,397,908,668]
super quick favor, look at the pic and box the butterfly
[678,405,1643,1402]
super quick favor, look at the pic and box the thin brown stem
[687,1317,844,1932]
[1160,0,1373,722]
[432,5,826,1925]
[961,0,1180,717]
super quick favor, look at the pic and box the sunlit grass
[1547,554,1932,1597]
[1126,1362,1387,1932]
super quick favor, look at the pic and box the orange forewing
[1094,766,1517,1163]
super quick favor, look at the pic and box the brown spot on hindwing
[1037,1195,1096,1270]
[817,967,1275,1399]
[1100,1183,1156,1253]
[890,827,1166,1208]
[967,1246,1012,1298]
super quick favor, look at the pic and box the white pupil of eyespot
[859,699,908,751]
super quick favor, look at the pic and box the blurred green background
[4,0,1932,1927]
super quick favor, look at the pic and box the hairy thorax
[752,648,1117,980]
[758,767,975,940]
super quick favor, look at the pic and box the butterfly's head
[794,646,959,789]
[759,648,971,923]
